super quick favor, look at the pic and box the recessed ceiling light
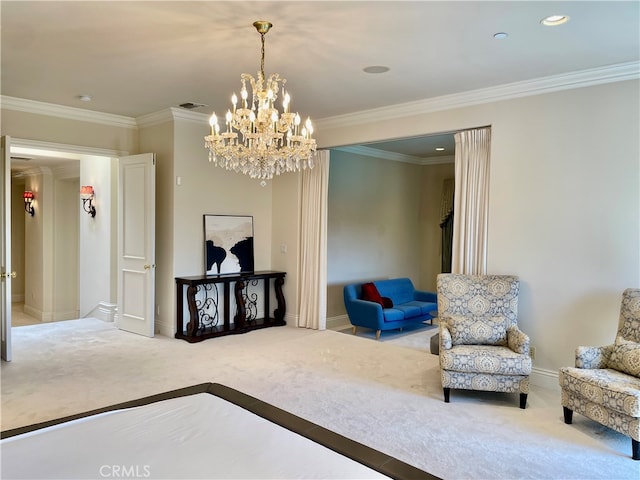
[541,15,570,26]
[435,147,445,151]
[493,32,508,39]
[78,94,92,102]
[363,65,390,74]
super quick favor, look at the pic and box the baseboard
[85,302,117,322]
[12,294,25,303]
[23,304,52,322]
[53,310,80,322]
[531,367,560,392]
[326,314,350,330]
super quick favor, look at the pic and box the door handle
[1,271,16,279]
[143,264,156,270]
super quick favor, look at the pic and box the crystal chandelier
[205,21,316,186]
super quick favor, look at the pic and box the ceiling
[2,1,639,164]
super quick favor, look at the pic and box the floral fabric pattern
[576,345,612,369]
[437,274,530,396]
[617,289,640,343]
[446,315,508,346]
[507,326,529,355]
[559,288,640,445]
[608,343,640,377]
[440,345,531,375]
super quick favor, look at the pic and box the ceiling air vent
[178,102,208,110]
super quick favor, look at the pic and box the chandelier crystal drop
[205,21,316,186]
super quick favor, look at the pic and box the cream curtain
[451,127,491,275]
[298,150,330,329]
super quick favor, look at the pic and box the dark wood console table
[175,271,286,343]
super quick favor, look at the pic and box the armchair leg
[352,326,357,335]
[443,388,450,403]
[519,393,527,409]
[633,439,639,461]
[563,407,573,424]
[376,330,381,340]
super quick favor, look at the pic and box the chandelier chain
[260,32,266,81]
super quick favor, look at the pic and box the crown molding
[135,107,208,128]
[3,61,637,132]
[0,96,137,129]
[10,137,127,159]
[336,145,454,165]
[315,61,640,130]
[170,107,209,125]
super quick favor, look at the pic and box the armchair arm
[507,326,530,355]
[439,321,452,351]
[575,345,613,369]
[345,299,385,330]
[414,290,437,303]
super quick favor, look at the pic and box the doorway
[8,139,118,326]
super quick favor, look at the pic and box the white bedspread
[1,393,388,479]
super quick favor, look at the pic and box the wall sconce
[23,190,35,216]
[80,185,96,217]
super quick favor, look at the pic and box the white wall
[10,177,25,302]
[23,168,53,321]
[53,176,79,320]
[79,156,114,317]
[317,80,640,381]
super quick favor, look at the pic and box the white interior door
[1,136,13,361]
[117,153,155,337]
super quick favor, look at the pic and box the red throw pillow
[361,282,393,308]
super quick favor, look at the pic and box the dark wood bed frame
[1,382,440,480]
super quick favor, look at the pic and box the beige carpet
[1,319,637,480]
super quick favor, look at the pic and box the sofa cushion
[608,343,640,377]
[382,308,405,322]
[559,367,640,417]
[391,303,423,319]
[447,315,508,346]
[440,345,532,375]
[404,300,437,316]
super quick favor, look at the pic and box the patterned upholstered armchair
[558,288,640,460]
[437,274,532,408]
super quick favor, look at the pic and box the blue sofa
[343,278,437,339]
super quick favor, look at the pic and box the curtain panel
[451,127,491,275]
[298,150,330,330]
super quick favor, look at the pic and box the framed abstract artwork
[203,215,255,275]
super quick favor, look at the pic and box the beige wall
[1,109,137,154]
[10,177,25,302]
[317,80,640,382]
[2,78,637,384]
[325,151,454,320]
[146,115,277,337]
[327,150,424,318]
[138,120,174,334]
[53,177,79,319]
[271,172,303,324]
[419,162,455,291]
